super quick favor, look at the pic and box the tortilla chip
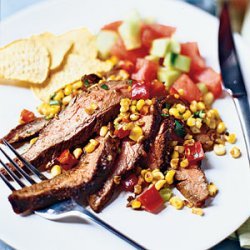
[0,40,50,84]
[31,33,73,70]
[32,54,112,101]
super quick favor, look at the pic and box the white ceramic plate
[0,0,250,249]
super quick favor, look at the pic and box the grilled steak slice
[88,102,161,212]
[147,118,174,170]
[1,80,130,176]
[8,135,119,214]
[1,118,47,145]
[175,166,209,207]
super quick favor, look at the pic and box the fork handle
[82,209,145,250]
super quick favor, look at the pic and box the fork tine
[2,139,47,181]
[0,147,36,185]
[0,171,16,191]
[0,159,25,188]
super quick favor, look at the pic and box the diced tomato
[121,173,138,192]
[118,60,135,75]
[114,128,130,139]
[137,185,164,213]
[141,24,176,49]
[132,59,158,82]
[170,74,202,103]
[181,42,206,73]
[110,37,148,63]
[57,149,78,170]
[193,67,223,98]
[150,80,166,98]
[101,21,122,32]
[20,109,36,123]
[131,81,150,100]
[185,141,205,165]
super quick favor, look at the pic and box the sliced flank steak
[8,135,120,214]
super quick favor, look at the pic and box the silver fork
[0,139,145,250]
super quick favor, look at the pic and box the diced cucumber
[150,38,171,58]
[163,52,191,72]
[197,82,208,94]
[118,11,142,50]
[157,67,181,88]
[145,54,159,63]
[96,30,118,59]
[170,39,181,54]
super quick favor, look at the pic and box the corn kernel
[84,139,99,153]
[195,118,202,129]
[30,137,38,145]
[123,122,134,131]
[184,139,195,146]
[213,109,220,119]
[37,103,51,116]
[197,102,205,110]
[169,108,181,119]
[230,146,241,158]
[51,165,62,177]
[192,207,204,216]
[183,110,192,120]
[204,117,211,126]
[132,100,137,105]
[180,159,189,168]
[170,141,178,147]
[64,85,73,96]
[191,126,201,134]
[170,196,184,210]
[54,90,64,101]
[131,199,141,209]
[184,134,193,140]
[171,150,179,159]
[155,180,167,190]
[209,119,217,129]
[120,98,131,106]
[136,99,145,111]
[72,81,83,90]
[187,117,196,127]
[145,99,153,106]
[178,89,184,96]
[174,94,179,99]
[129,125,143,142]
[208,183,218,196]
[100,126,108,137]
[62,95,72,105]
[144,171,153,183]
[170,159,179,169]
[73,148,83,159]
[152,171,164,181]
[85,107,95,115]
[134,184,142,195]
[130,113,140,121]
[226,133,237,144]
[120,105,129,113]
[119,69,129,80]
[49,105,61,116]
[90,139,99,146]
[176,104,186,113]
[141,169,148,177]
[190,101,197,113]
[217,122,226,134]
[165,170,176,185]
[203,92,214,106]
[213,144,226,156]
[174,146,185,154]
[130,105,137,113]
[152,168,160,174]
[91,103,98,110]
[113,175,121,185]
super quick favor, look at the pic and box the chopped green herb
[161,113,169,117]
[50,92,56,100]
[101,84,109,90]
[49,100,60,106]
[84,79,90,87]
[128,79,133,85]
[194,110,205,118]
[174,120,186,138]
[164,103,171,109]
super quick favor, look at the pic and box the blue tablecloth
[0,0,244,249]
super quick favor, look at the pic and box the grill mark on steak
[8,135,120,214]
[175,166,209,207]
[1,80,130,176]
[88,102,161,212]
[1,118,47,145]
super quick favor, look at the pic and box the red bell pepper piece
[57,149,78,170]
[20,109,36,123]
[114,128,130,139]
[131,81,150,100]
[185,141,205,165]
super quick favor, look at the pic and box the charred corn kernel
[113,175,121,185]
[171,151,179,159]
[169,108,181,119]
[174,146,185,154]
[187,117,196,127]
[123,122,134,131]
[226,133,237,144]
[178,89,184,96]
[208,183,218,196]
[145,99,153,106]
[195,118,202,129]
[197,102,205,110]
[170,141,178,147]
[230,146,241,158]
[217,122,226,134]
[141,169,148,177]
[191,126,201,134]
[184,134,193,140]
[64,85,73,96]
[134,184,142,194]
[130,105,137,113]
[209,119,217,129]
[144,171,153,183]
[30,137,38,145]
[131,199,141,209]
[54,90,64,101]
[73,148,83,159]
[176,104,186,113]
[62,95,72,105]
[49,105,60,115]
[51,165,62,177]
[192,207,204,216]
[136,99,145,111]
[183,110,192,120]
[155,180,167,190]
[203,92,214,106]
[165,170,176,185]
[129,126,143,142]
[130,113,140,121]
[190,101,197,113]
[170,159,179,169]
[170,196,184,210]
[72,81,83,90]
[90,139,99,146]
[180,159,189,168]
[100,126,108,137]
[152,171,164,181]
[213,144,226,156]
